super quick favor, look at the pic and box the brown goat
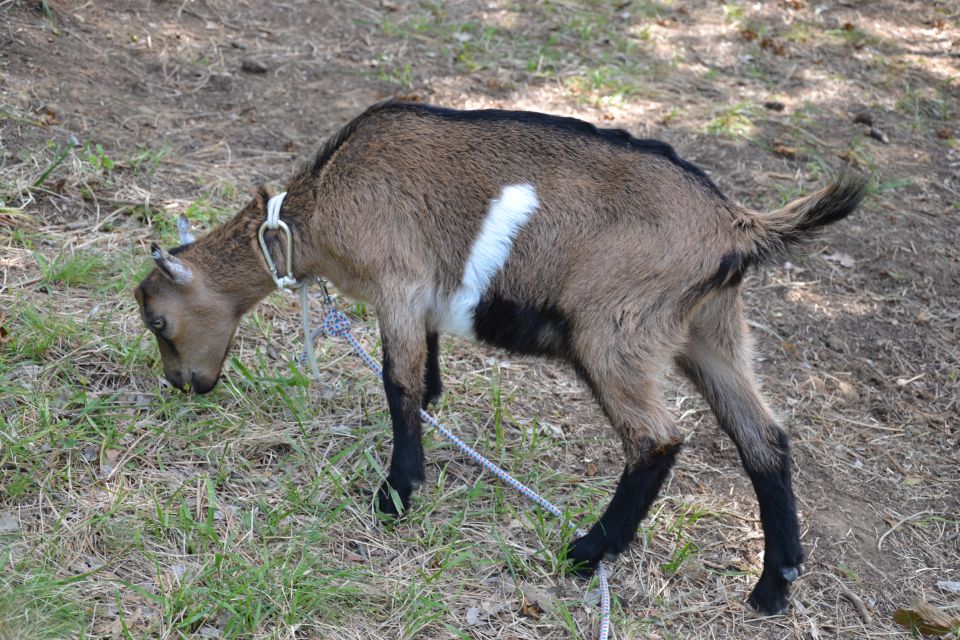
[135,100,866,615]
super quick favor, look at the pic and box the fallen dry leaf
[519,595,543,620]
[760,36,786,55]
[772,142,798,158]
[893,598,960,636]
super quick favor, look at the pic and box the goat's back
[310,102,739,309]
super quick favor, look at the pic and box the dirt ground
[1,0,958,638]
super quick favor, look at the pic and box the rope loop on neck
[258,191,299,289]
[266,192,286,229]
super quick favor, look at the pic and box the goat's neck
[191,209,282,314]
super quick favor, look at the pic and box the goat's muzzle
[188,371,219,395]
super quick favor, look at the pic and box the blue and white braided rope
[309,307,612,640]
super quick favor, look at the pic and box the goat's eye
[151,318,166,332]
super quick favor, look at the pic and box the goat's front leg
[376,318,429,517]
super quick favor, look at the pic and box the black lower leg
[742,431,804,615]
[568,442,681,573]
[423,332,442,408]
[377,353,425,516]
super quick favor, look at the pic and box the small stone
[824,252,855,268]
[825,335,845,352]
[0,511,20,533]
[81,444,98,463]
[240,59,268,74]
[465,607,481,625]
[208,73,233,91]
[39,103,62,121]
[764,100,786,111]
[937,581,960,594]
[836,380,860,402]
[806,376,826,393]
[868,127,889,144]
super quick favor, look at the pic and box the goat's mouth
[189,372,219,395]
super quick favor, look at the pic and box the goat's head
[134,216,241,394]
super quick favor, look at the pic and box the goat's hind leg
[677,298,803,615]
[566,341,683,572]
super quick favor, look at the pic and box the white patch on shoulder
[441,183,539,336]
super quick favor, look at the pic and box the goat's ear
[151,243,193,285]
[177,214,196,245]
[254,185,270,209]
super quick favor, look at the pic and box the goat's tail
[744,172,868,263]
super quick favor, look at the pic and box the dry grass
[2,0,959,638]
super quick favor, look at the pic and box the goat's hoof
[747,569,793,615]
[565,536,606,577]
[375,482,410,518]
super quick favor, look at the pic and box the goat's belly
[471,293,569,357]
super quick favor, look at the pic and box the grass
[374,0,671,101]
[0,274,644,637]
[0,570,85,640]
[706,101,756,137]
[0,274,626,637]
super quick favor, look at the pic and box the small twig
[878,510,934,550]
[746,318,786,342]
[840,586,873,624]
[4,275,44,290]
[90,430,154,486]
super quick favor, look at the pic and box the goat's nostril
[188,372,218,395]
[164,374,181,388]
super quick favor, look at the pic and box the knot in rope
[320,309,352,338]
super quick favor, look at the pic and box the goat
[134,100,866,615]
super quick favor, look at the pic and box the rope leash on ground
[296,286,612,640]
